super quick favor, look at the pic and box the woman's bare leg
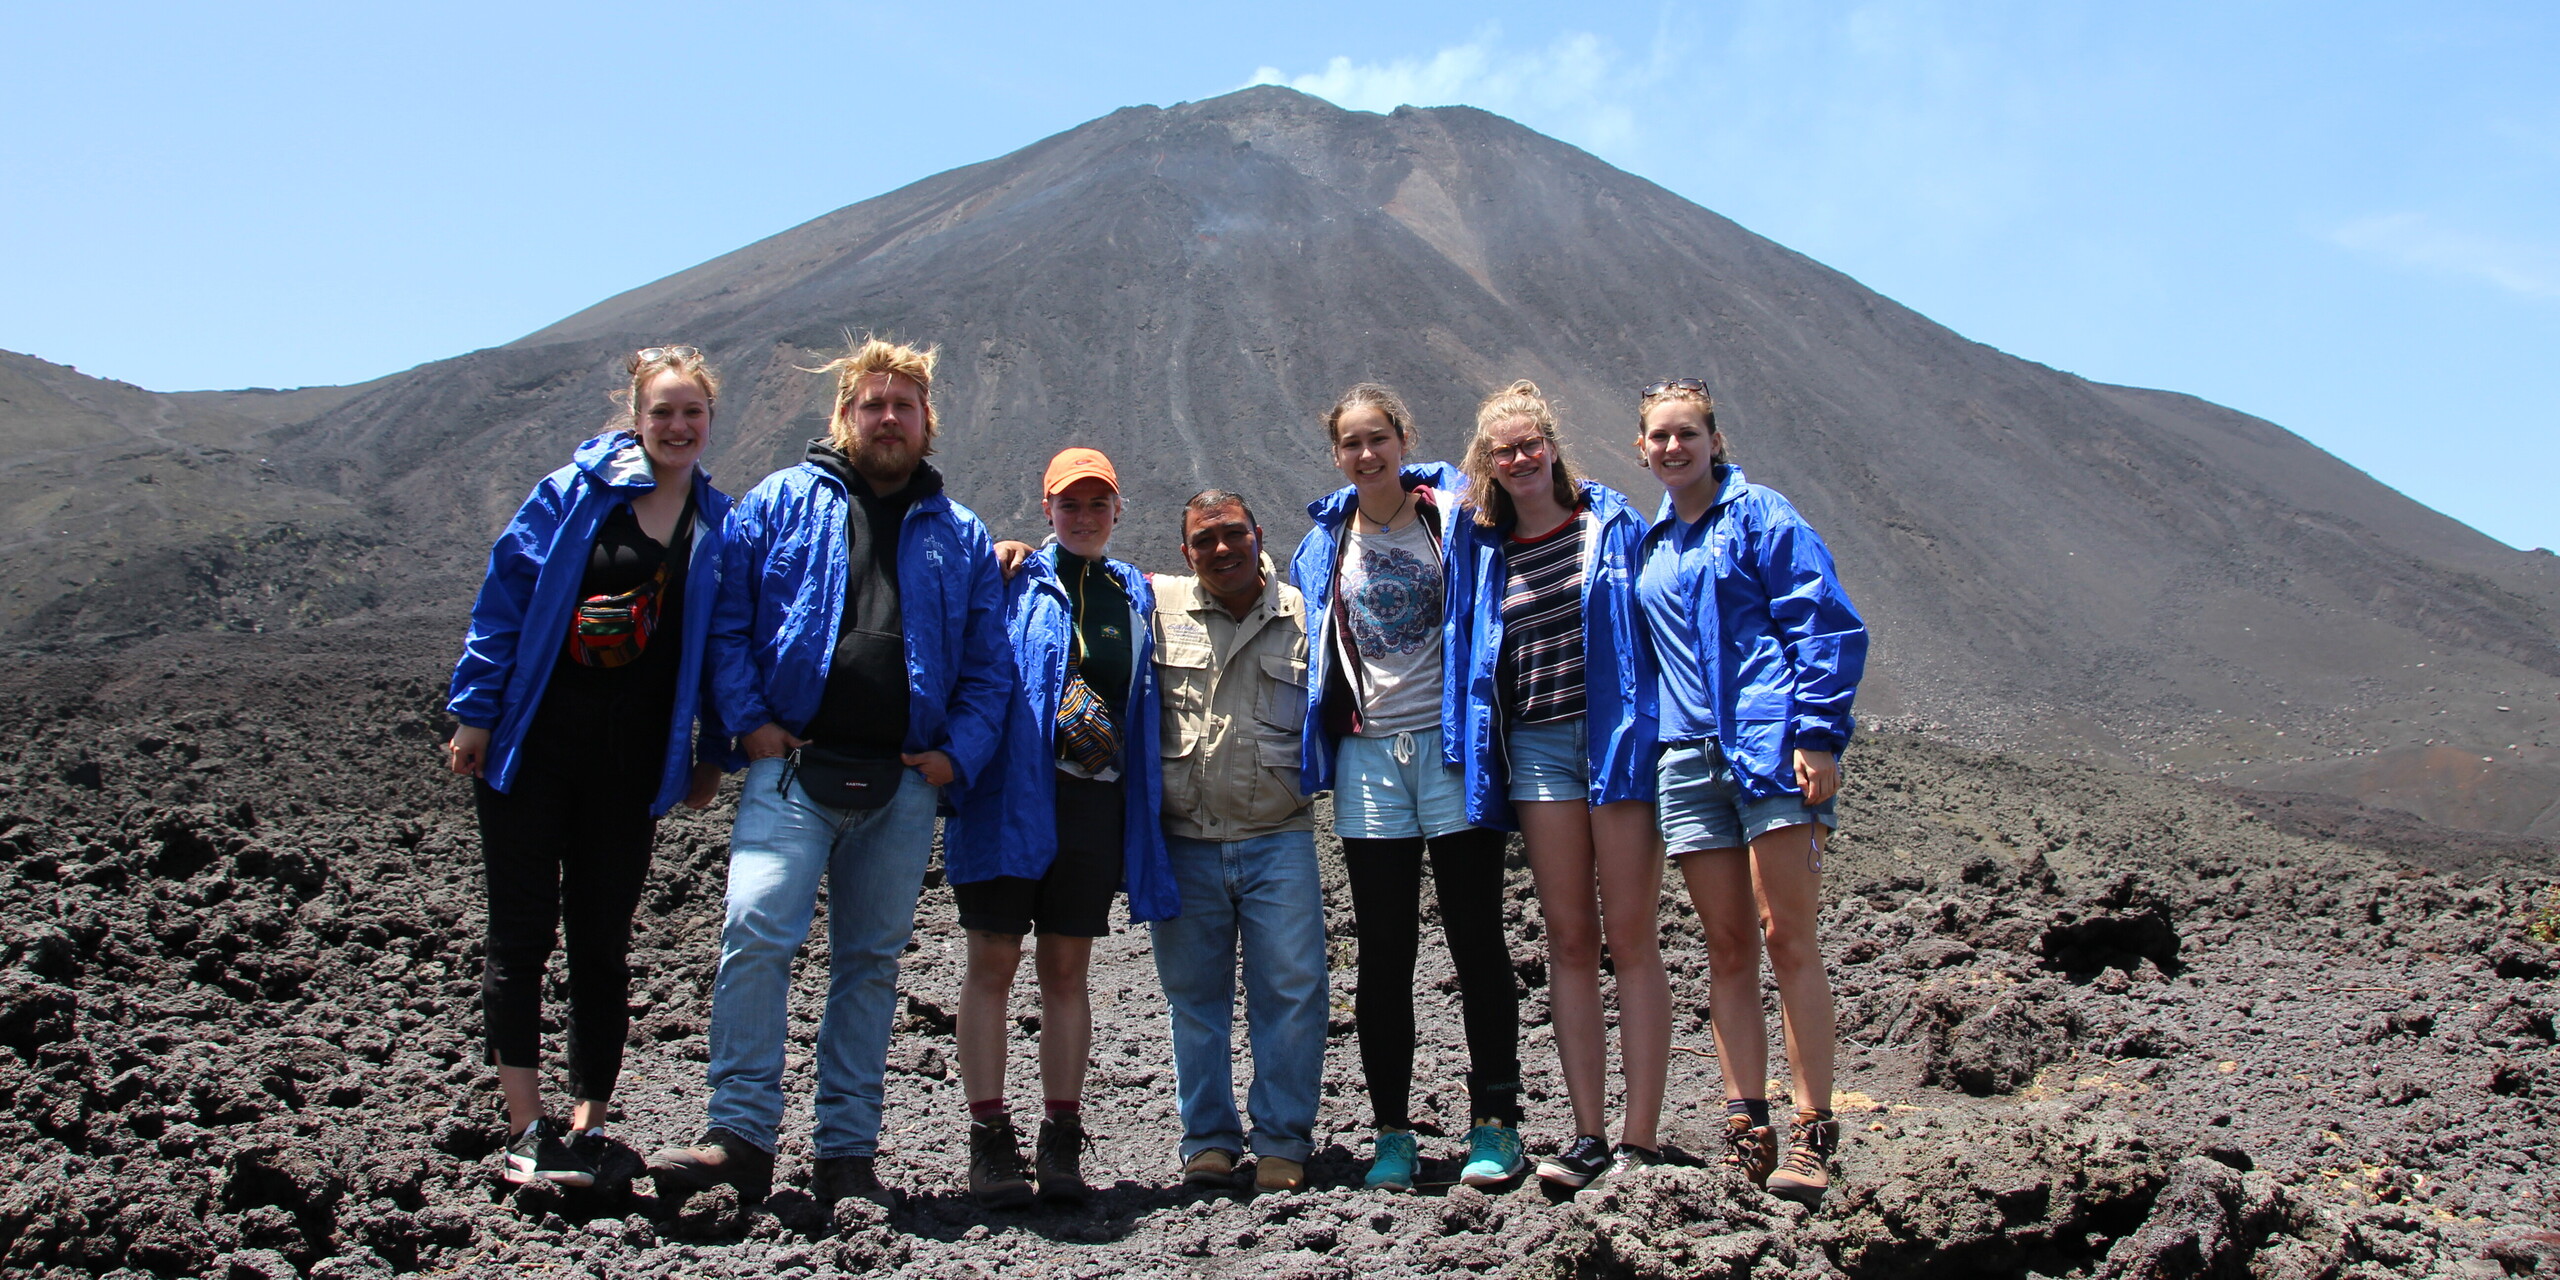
[1592,801,1668,1149]
[1521,800,1605,1138]
[1034,934,1095,1104]
[1676,846,1763,1102]
[1748,823,1834,1114]
[958,930,1025,1105]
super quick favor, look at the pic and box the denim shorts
[1505,716,1589,803]
[1656,739,1834,855]
[1332,731,1473,840]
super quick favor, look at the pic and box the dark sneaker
[502,1117,595,1188]
[1582,1142,1659,1194]
[1034,1114,1091,1206]
[647,1127,775,1203]
[811,1155,886,1209]
[567,1128,644,1189]
[1766,1112,1838,1206]
[1537,1134,1612,1189]
[969,1117,1036,1209]
[1723,1115,1778,1187]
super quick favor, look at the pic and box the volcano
[10,85,2557,832]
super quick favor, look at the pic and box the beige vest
[1151,561,1314,842]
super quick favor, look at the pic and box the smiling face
[843,371,931,484]
[1332,404,1408,490]
[1181,499,1263,605]
[1045,476,1120,560]
[1481,414,1556,509]
[1639,398,1722,499]
[637,370,712,477]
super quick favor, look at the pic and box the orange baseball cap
[1043,447,1119,495]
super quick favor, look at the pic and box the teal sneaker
[1363,1129,1419,1192]
[1459,1119,1527,1187]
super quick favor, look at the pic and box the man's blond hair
[808,336,940,455]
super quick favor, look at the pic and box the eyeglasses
[1640,378,1711,399]
[1485,438,1550,465]
[630,345,703,370]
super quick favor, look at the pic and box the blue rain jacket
[945,547,1177,923]
[1285,461,1470,795]
[705,460,1012,793]
[1448,481,1661,831]
[1638,465,1867,801]
[446,431,736,816]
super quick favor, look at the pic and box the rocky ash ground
[1,622,2555,1280]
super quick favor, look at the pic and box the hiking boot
[1459,1118,1528,1187]
[1722,1115,1778,1187]
[647,1127,774,1203]
[1254,1156,1306,1192]
[1766,1111,1839,1206]
[1537,1134,1611,1189]
[501,1117,595,1188]
[1033,1114,1090,1206]
[1181,1148,1240,1190]
[1582,1142,1659,1195]
[1363,1129,1419,1192]
[811,1155,886,1209]
[969,1116,1036,1209]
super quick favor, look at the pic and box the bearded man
[650,337,1012,1206]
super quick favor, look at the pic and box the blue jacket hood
[447,430,737,816]
[944,547,1177,923]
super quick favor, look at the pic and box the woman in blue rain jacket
[445,346,736,1187]
[1633,376,1865,1209]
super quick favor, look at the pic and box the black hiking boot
[969,1116,1036,1209]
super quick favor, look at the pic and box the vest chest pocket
[1155,636,1214,712]
[1254,652,1308,732]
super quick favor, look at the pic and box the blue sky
[5,2,2553,548]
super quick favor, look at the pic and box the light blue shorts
[1505,716,1589,803]
[1332,731,1474,840]
[1656,739,1834,855]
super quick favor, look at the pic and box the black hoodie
[800,439,945,753]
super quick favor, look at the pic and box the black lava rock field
[2,623,2556,1279]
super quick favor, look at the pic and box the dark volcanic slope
[2,626,2554,1278]
[9,87,2558,831]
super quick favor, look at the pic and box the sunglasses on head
[1641,378,1711,399]
[630,345,703,371]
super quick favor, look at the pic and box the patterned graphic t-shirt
[1338,513,1445,737]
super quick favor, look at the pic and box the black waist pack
[783,744,906,811]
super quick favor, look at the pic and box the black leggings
[1342,829,1522,1128]
[475,710,659,1102]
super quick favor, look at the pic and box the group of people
[444,336,1868,1217]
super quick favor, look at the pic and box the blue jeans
[706,756,937,1158]
[1148,830,1329,1163]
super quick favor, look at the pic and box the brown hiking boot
[1722,1115,1777,1187]
[1034,1114,1090,1206]
[646,1127,774,1203]
[1766,1111,1839,1206]
[969,1116,1036,1209]
[1181,1148,1240,1190]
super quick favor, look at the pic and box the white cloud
[1245,28,1663,157]
[2330,213,2560,299]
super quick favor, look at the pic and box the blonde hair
[1463,380,1583,527]
[1324,382,1419,452]
[1637,381,1726,466]
[807,336,940,455]
[614,345,721,427]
